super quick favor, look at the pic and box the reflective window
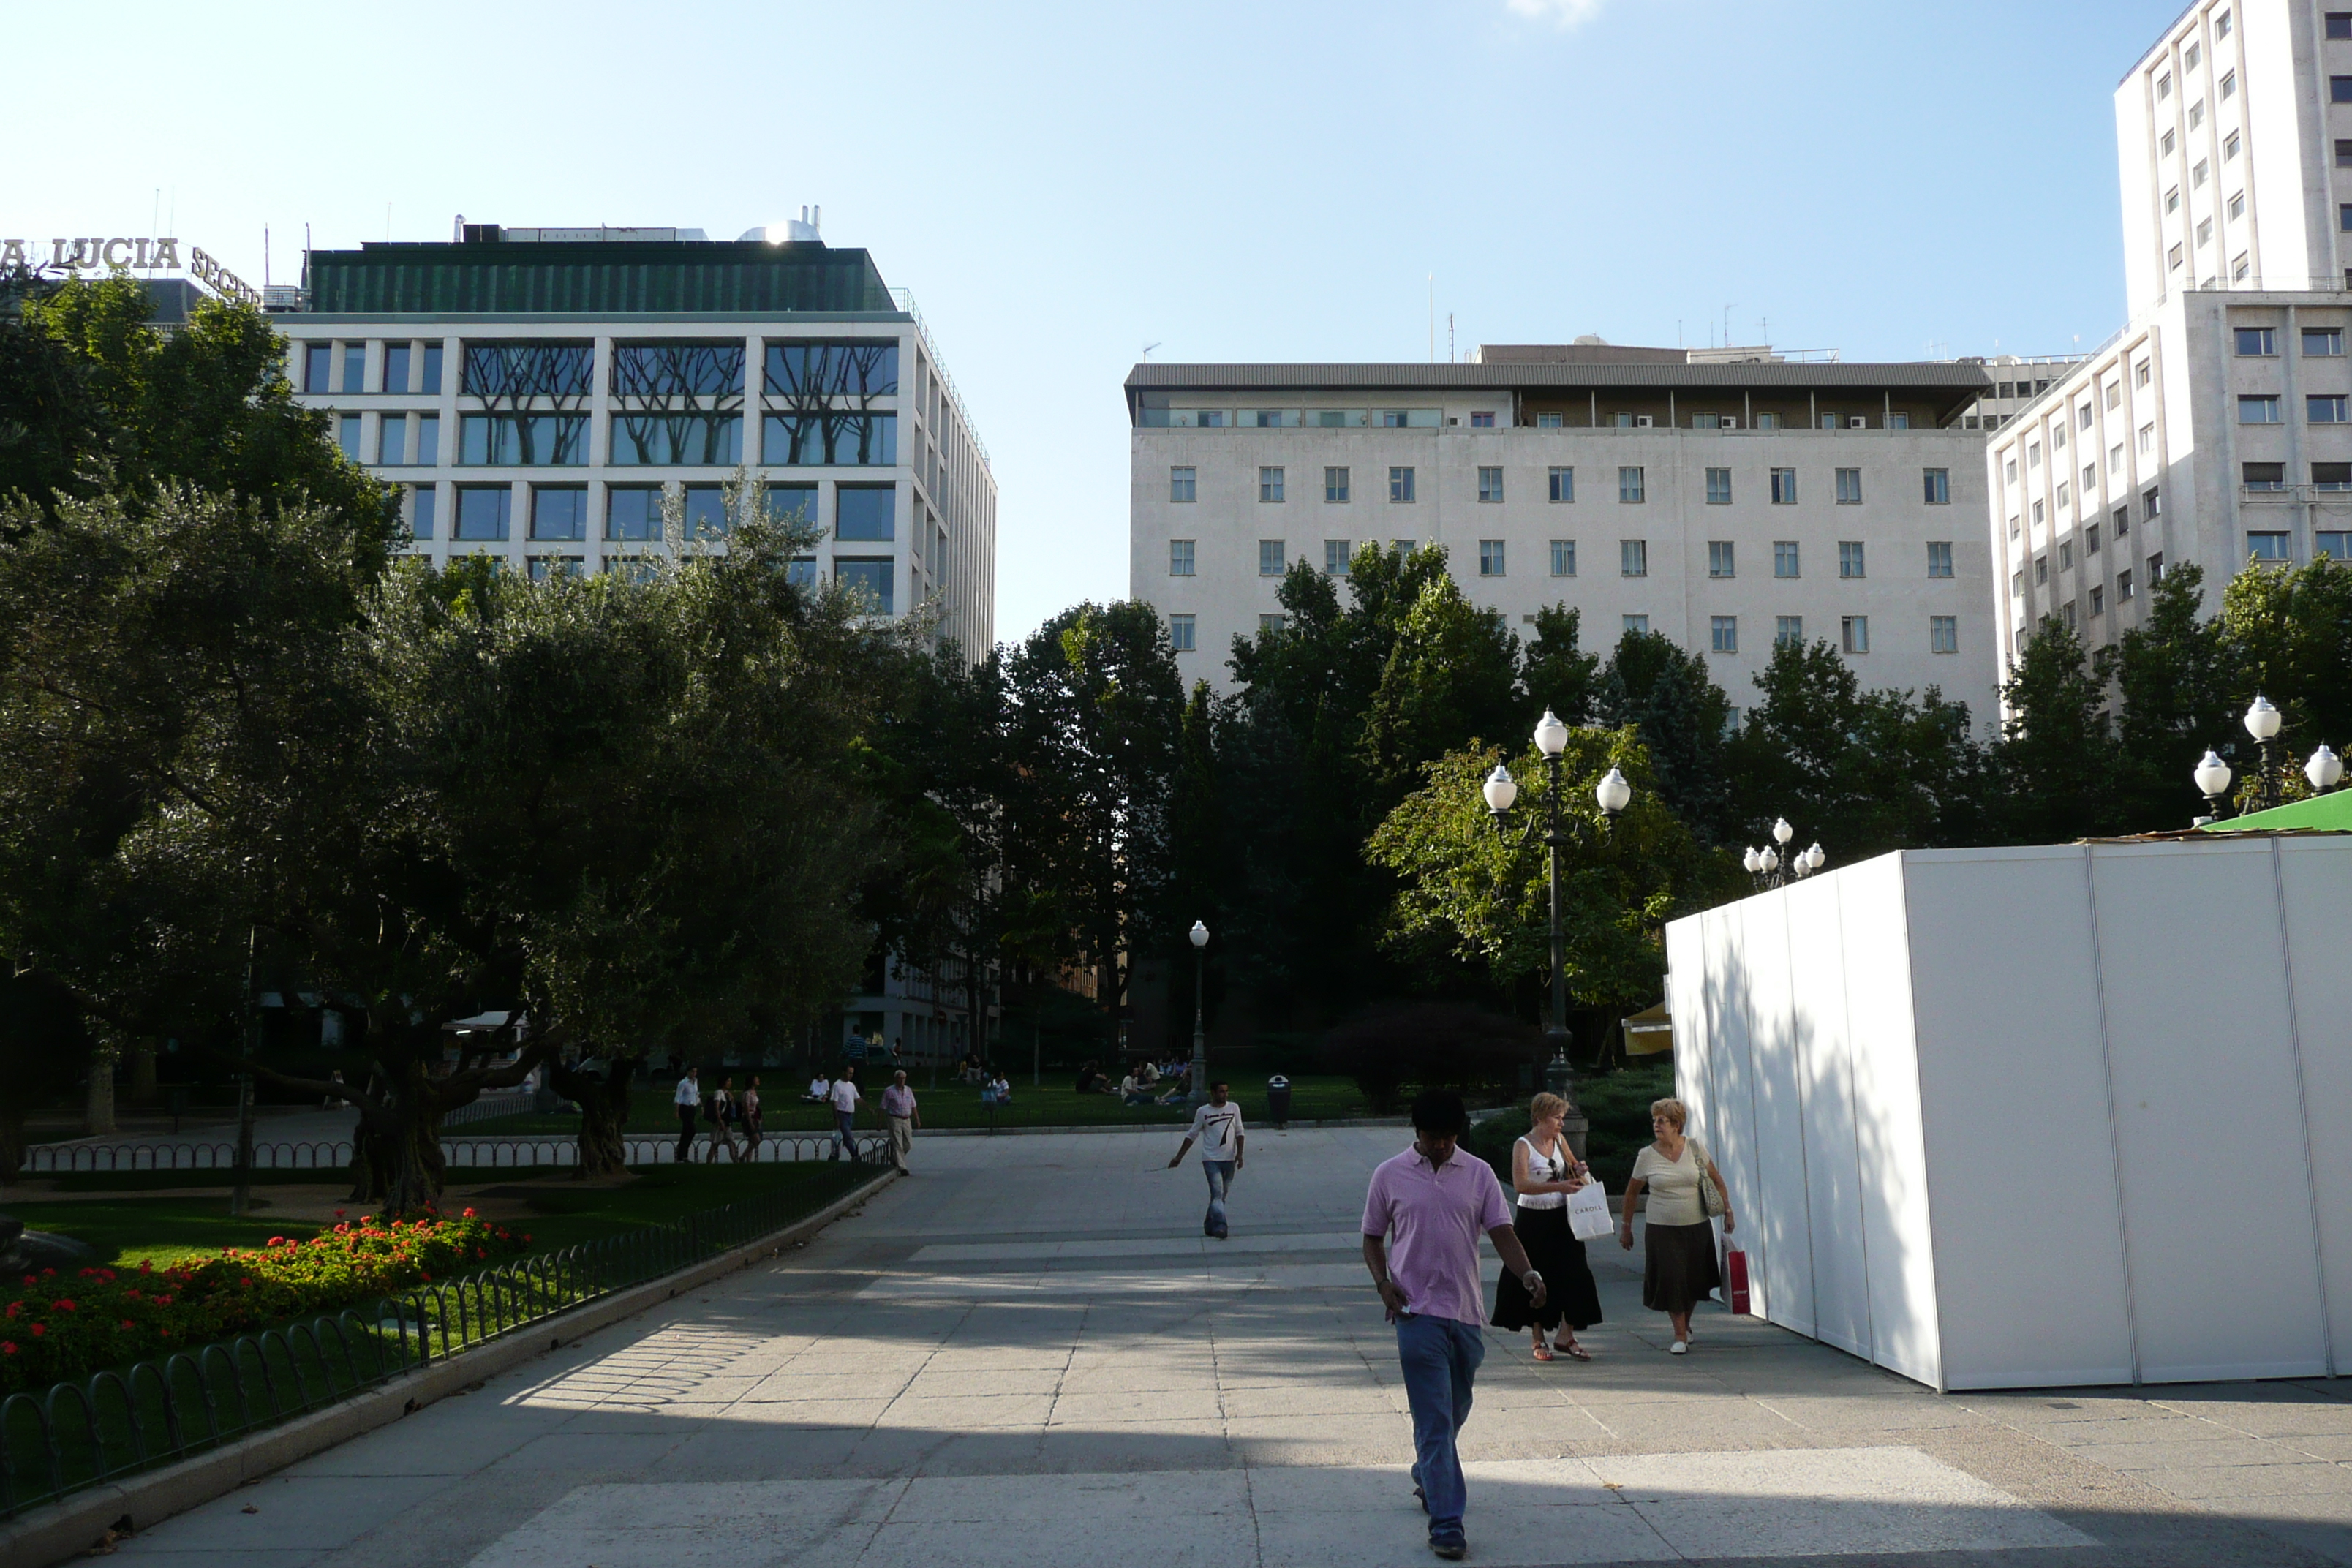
[1836,468,1863,505]
[2248,531,2291,561]
[1775,616,1803,647]
[1325,466,1349,502]
[302,343,332,393]
[383,344,412,394]
[379,413,407,466]
[614,342,746,397]
[1839,541,1866,579]
[1774,540,1800,578]
[410,486,436,541]
[453,485,512,541]
[1620,538,1647,577]
[606,486,663,541]
[1478,539,1505,577]
[1169,539,1196,577]
[1548,466,1574,503]
[1324,539,1351,576]
[1618,467,1645,503]
[766,483,818,526]
[527,556,583,581]
[1261,466,1286,503]
[421,343,444,393]
[787,557,817,589]
[337,414,361,459]
[611,413,742,466]
[1705,468,1731,505]
[342,343,366,394]
[1390,467,1415,503]
[2239,396,2283,423]
[1549,539,1575,577]
[1259,540,1284,577]
[1708,540,1735,578]
[1927,541,1954,578]
[1622,614,1648,635]
[1923,467,1950,505]
[459,413,589,465]
[1770,467,1797,504]
[1170,466,1196,503]
[1931,616,1959,655]
[1477,466,1503,503]
[681,484,728,537]
[1169,614,1196,652]
[764,342,899,398]
[2311,396,2349,423]
[460,342,592,397]
[2307,328,2346,356]
[836,485,895,540]
[529,486,588,541]
[835,559,894,615]
[1841,615,1869,655]
[1711,617,1737,655]
[761,412,897,465]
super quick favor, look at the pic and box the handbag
[1567,1177,1613,1241]
[1695,1139,1726,1218]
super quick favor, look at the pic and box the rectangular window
[302,342,331,393]
[1835,468,1862,505]
[1775,616,1803,647]
[679,484,728,538]
[1478,539,1506,577]
[2032,500,2047,527]
[2334,75,2352,103]
[417,412,442,464]
[336,413,361,460]
[2317,462,2352,491]
[1708,540,1735,578]
[1390,466,1416,503]
[2197,219,2212,247]
[528,486,587,542]
[1757,412,1781,430]
[1536,411,1564,428]
[1259,614,1287,635]
[1927,541,1954,578]
[2119,568,2136,600]
[2239,396,2283,423]
[1171,466,1196,502]
[2027,441,2042,470]
[453,484,511,542]
[2035,555,2048,584]
[2059,540,2073,570]
[461,342,592,398]
[2162,129,2176,157]
[525,556,583,582]
[1477,466,1504,503]
[1549,539,1576,577]
[2087,524,2102,556]
[2332,12,2352,37]
[835,485,895,540]
[611,412,741,467]
[2242,462,2287,490]
[835,559,894,616]
[2312,396,2350,423]
[1770,467,1797,504]
[461,412,591,466]
[1890,411,1910,430]
[2228,192,2246,221]
[1168,614,1196,652]
[759,412,893,466]
[2156,72,2171,99]
[2137,361,2152,388]
[763,341,899,397]
[1710,616,1738,654]
[2307,328,2347,356]
[766,482,818,527]
[382,343,411,394]
[1324,466,1349,502]
[2189,100,2204,129]
[1258,540,1285,577]
[1922,468,1950,505]
[2321,531,2352,558]
[1930,616,1959,655]
[1841,616,1869,655]
[419,342,444,394]
[342,342,366,394]
[2220,69,2235,97]
[2248,531,2292,561]
[1548,466,1575,503]
[410,486,436,541]
[1618,467,1645,503]
[2237,327,2277,355]
[1260,466,1285,503]
[1838,541,1866,579]
[1469,410,1496,428]
[2091,585,2105,616]
[1774,540,1800,578]
[1168,540,1196,576]
[2149,551,2166,586]
[1324,539,1352,576]
[378,413,407,466]
[2143,484,2160,519]
[2219,10,2231,37]
[1622,614,1649,635]
[1705,468,1732,505]
[1620,539,1648,577]
[605,486,661,542]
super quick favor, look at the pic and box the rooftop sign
[0,236,260,308]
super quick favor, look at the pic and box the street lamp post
[2190,696,2342,824]
[1743,818,1826,892]
[1480,710,1632,1161]
[1187,920,1210,1105]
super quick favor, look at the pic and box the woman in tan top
[1618,1097,1733,1355]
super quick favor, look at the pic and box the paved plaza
[99,1126,2352,1567]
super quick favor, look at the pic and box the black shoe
[1413,1484,1426,1511]
[1430,1535,1466,1561]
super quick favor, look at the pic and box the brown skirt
[1641,1218,1721,1315]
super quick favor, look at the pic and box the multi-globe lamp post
[1479,709,1632,1161]
[2192,695,2344,823]
[1187,919,1210,1104]
[1742,818,1826,892]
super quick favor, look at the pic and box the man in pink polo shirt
[1362,1090,1545,1562]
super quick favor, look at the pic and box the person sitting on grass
[804,1073,831,1104]
[990,1073,1012,1104]
[1120,1068,1156,1106]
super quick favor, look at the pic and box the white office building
[1992,0,2352,673]
[280,219,997,660]
[1129,344,1999,722]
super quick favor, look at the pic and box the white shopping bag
[1567,1179,1613,1241]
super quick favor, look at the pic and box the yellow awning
[1621,1000,1672,1056]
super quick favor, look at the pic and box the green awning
[2195,791,2352,833]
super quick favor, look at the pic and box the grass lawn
[456,1072,1376,1139]
[1,1161,880,1270]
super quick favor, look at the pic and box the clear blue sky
[10,0,2182,647]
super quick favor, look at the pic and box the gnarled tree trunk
[546,1055,638,1179]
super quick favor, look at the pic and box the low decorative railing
[22,1132,883,1175]
[0,1155,890,1520]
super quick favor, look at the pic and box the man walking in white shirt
[673,1066,701,1164]
[829,1066,862,1161]
[881,1070,919,1173]
[1167,1080,1245,1238]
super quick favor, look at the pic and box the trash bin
[1265,1074,1292,1130]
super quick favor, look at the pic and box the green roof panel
[2195,791,2352,833]
[308,241,896,316]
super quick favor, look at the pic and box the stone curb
[0,1167,899,1568]
[908,1115,1411,1138]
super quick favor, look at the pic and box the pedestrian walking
[673,1066,701,1164]
[1166,1079,1245,1238]
[829,1066,862,1161]
[742,1077,764,1158]
[881,1069,920,1173]
[706,1077,741,1163]
[1618,1096,1734,1355]
[1491,1093,1603,1362]
[1360,1090,1545,1562]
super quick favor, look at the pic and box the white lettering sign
[0,235,256,306]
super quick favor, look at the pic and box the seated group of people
[1073,1058,1188,1105]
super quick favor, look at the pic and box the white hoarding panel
[1785,875,1872,1359]
[2274,838,2352,1373]
[1904,848,2133,1389]
[1738,895,1818,1338]
[2089,841,2328,1382]
[1841,854,1939,1388]
[1679,910,1771,1319]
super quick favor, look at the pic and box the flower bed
[0,1210,529,1395]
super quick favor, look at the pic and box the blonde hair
[1649,1097,1689,1130]
[1529,1092,1569,1123]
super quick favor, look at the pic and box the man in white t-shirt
[829,1066,862,1161]
[1167,1080,1246,1238]
[672,1066,701,1164]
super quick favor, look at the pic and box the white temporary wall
[1667,836,2352,1391]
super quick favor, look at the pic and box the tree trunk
[129,1038,160,1107]
[548,1057,638,1180]
[0,1100,24,1184]
[342,1063,448,1214]
[83,1040,118,1137]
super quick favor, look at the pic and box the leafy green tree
[1003,601,1185,1052]
[1520,604,1601,728]
[1997,617,2126,843]
[0,267,111,510]
[1357,573,1522,794]
[1597,630,1736,844]
[2111,563,2237,828]
[2220,554,2352,757]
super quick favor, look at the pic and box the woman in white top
[1618,1096,1735,1355]
[1489,1093,1606,1360]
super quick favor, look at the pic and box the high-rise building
[1991,1,2351,675]
[279,220,997,660]
[1129,344,1998,723]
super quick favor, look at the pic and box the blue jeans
[1396,1313,1485,1542]
[834,1110,857,1159]
[1201,1159,1235,1235]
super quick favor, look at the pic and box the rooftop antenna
[1724,303,1735,347]
[1141,342,1161,363]
[385,203,391,242]
[1447,312,1455,363]
[150,188,159,249]
[264,226,270,288]
[1428,274,1434,363]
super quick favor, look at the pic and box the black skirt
[1491,1203,1604,1333]
[1641,1218,1721,1315]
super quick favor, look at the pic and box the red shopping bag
[1726,1248,1752,1315]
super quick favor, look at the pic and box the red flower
[120,1320,134,1330]
[29,1324,45,1337]
[462,1207,478,1219]
[1,1342,13,1355]
[334,1210,346,1219]
[53,1300,75,1312]
[267,1237,285,1247]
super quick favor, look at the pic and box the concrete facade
[1129,353,1999,724]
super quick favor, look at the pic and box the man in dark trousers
[672,1066,701,1164]
[1166,1079,1245,1237]
[1362,1090,1545,1561]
